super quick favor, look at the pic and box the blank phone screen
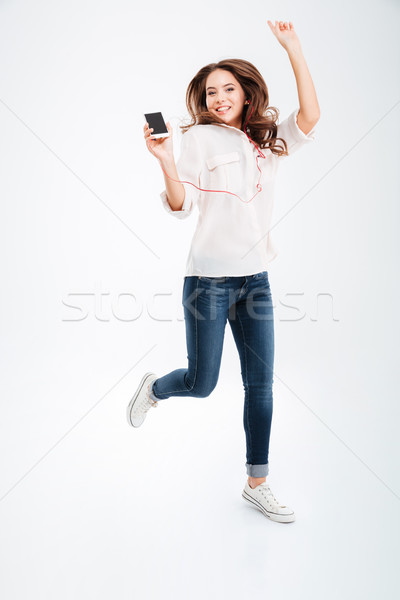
[144,112,168,134]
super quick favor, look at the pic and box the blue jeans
[150,271,274,477]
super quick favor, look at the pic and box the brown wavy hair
[179,58,288,157]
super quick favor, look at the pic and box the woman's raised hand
[267,20,301,53]
[144,120,174,162]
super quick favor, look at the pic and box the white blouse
[160,108,317,277]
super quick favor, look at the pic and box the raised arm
[267,20,320,135]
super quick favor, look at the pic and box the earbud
[244,100,250,105]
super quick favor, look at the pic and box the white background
[0,0,399,598]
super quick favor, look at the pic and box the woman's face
[205,69,246,129]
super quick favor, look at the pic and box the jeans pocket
[253,271,268,280]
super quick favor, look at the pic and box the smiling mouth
[216,106,231,114]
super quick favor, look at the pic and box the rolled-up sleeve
[276,108,317,157]
[160,128,202,219]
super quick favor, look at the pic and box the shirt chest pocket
[205,151,240,191]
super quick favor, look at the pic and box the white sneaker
[127,372,159,428]
[242,480,296,523]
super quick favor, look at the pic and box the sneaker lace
[136,393,158,417]
[146,383,158,408]
[258,483,282,506]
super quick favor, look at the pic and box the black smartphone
[144,111,169,139]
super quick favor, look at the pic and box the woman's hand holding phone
[144,119,185,211]
[144,121,174,164]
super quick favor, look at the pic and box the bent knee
[188,377,218,398]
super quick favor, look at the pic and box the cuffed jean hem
[246,463,269,477]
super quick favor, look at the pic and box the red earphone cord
[155,99,266,205]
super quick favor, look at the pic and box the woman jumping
[127,20,320,523]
